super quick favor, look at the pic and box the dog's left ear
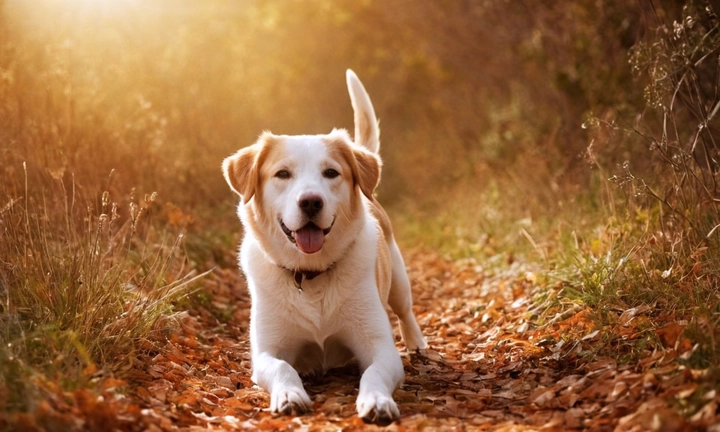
[353,147,381,199]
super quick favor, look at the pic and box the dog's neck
[293,269,322,291]
[279,265,331,292]
[277,236,358,292]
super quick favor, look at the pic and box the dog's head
[223,129,380,267]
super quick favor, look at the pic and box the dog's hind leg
[386,238,427,351]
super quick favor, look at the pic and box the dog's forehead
[266,134,353,168]
[282,135,331,159]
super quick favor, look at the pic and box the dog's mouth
[280,219,334,254]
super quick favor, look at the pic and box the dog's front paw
[357,392,399,425]
[270,388,312,416]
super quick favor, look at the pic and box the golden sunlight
[5,0,150,40]
[11,0,143,17]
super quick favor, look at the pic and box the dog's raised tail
[346,69,380,154]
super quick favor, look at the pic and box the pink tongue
[293,225,325,254]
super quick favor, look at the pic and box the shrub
[560,0,720,375]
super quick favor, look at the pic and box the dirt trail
[12,251,717,431]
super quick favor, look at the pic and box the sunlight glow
[7,0,148,35]
[49,0,143,15]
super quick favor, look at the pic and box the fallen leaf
[618,305,652,326]
[656,321,686,348]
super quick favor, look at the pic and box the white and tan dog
[222,70,426,424]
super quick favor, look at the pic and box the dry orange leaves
[2,251,717,431]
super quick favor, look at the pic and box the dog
[222,70,426,424]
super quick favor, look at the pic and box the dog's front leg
[356,350,404,424]
[344,318,404,424]
[253,351,311,415]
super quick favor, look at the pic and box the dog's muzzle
[280,219,334,254]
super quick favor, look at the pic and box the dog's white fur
[222,70,426,424]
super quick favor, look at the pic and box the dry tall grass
[0,165,205,410]
[546,1,720,382]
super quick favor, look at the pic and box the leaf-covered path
[14,251,718,431]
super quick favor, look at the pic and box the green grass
[545,199,720,368]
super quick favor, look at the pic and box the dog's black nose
[298,193,324,217]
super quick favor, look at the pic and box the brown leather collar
[280,266,331,292]
[292,270,322,291]
[279,237,353,292]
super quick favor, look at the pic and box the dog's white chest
[285,277,345,340]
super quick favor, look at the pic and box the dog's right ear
[223,133,278,203]
[223,145,258,202]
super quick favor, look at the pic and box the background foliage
[0,0,650,206]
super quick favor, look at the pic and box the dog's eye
[323,169,340,179]
[275,170,291,179]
